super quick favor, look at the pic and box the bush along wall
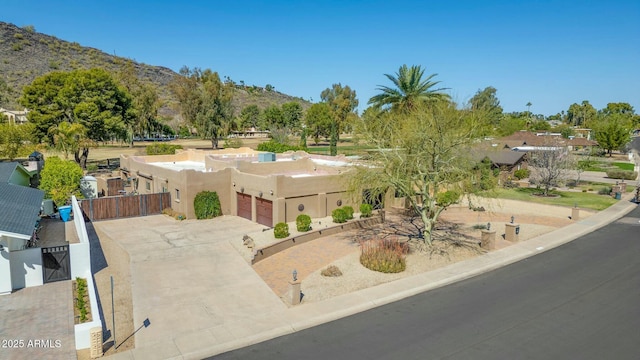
[194,191,222,219]
[296,214,312,232]
[274,222,290,238]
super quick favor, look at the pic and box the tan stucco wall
[121,151,362,224]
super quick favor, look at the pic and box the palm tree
[368,64,450,112]
[48,121,86,159]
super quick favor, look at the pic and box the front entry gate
[42,245,71,283]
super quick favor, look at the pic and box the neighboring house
[499,131,597,151]
[0,162,44,295]
[119,148,367,226]
[473,150,528,185]
[0,108,29,124]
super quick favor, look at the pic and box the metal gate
[42,245,71,283]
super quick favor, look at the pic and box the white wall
[0,249,11,295]
[70,196,103,350]
[10,248,42,290]
[69,243,90,279]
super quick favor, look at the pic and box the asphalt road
[212,205,640,360]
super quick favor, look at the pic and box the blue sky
[3,0,639,116]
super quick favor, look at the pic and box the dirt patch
[76,223,136,359]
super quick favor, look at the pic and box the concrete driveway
[94,215,287,357]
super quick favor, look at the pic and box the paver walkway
[0,281,76,360]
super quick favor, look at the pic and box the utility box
[42,199,55,216]
[258,152,276,162]
[90,327,103,358]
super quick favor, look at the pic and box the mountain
[0,21,310,121]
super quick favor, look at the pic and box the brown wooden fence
[78,192,171,221]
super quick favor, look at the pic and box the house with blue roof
[0,162,45,295]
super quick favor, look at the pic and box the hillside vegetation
[0,21,310,118]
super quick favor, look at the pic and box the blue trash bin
[615,192,622,200]
[59,205,72,222]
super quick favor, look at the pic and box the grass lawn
[482,187,618,211]
[578,159,635,172]
[613,162,635,171]
[306,144,372,156]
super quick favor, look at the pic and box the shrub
[146,143,183,155]
[274,222,289,238]
[513,168,530,180]
[296,214,312,232]
[332,208,348,223]
[436,190,461,206]
[321,265,343,277]
[360,203,373,218]
[598,186,612,195]
[223,137,243,149]
[606,169,638,180]
[257,140,306,153]
[359,238,407,273]
[193,191,222,219]
[342,206,354,220]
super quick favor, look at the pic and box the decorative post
[481,222,496,250]
[505,216,520,242]
[288,269,301,305]
[571,203,580,221]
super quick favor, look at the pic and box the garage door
[256,198,273,227]
[237,193,252,220]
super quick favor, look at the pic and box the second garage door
[256,198,273,227]
[237,193,251,220]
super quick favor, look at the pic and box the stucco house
[0,108,29,124]
[0,162,44,295]
[119,148,367,226]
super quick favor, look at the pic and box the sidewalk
[104,192,637,360]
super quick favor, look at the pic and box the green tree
[39,156,83,206]
[601,102,635,115]
[239,104,261,129]
[282,102,303,130]
[170,67,234,149]
[0,77,11,107]
[321,83,358,155]
[553,123,575,139]
[496,113,527,136]
[115,62,161,146]
[199,69,234,148]
[262,104,285,129]
[48,121,89,159]
[351,102,488,246]
[0,123,37,160]
[529,120,551,131]
[593,114,632,156]
[368,64,450,112]
[304,103,333,145]
[469,86,503,126]
[20,69,132,168]
[567,100,597,127]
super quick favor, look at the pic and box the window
[146,181,151,191]
[175,189,180,201]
